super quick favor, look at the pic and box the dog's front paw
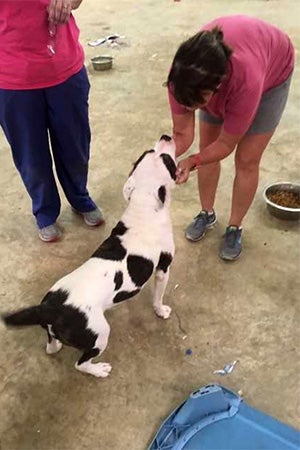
[154,304,172,319]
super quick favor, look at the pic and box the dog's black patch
[129,149,155,176]
[41,288,68,307]
[157,252,173,273]
[158,185,166,205]
[92,235,127,261]
[41,289,97,350]
[114,271,123,291]
[113,289,140,303]
[160,134,172,142]
[77,347,100,365]
[160,153,177,181]
[127,255,154,287]
[111,221,128,237]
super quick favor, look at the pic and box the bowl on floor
[91,55,113,71]
[263,181,300,220]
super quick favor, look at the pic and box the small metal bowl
[91,56,113,71]
[263,182,300,220]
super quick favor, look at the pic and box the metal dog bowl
[263,181,300,220]
[91,55,113,71]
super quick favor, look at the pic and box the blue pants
[0,67,97,228]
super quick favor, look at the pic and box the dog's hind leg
[75,315,111,378]
[153,268,172,319]
[45,325,63,355]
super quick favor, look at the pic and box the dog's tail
[2,304,54,327]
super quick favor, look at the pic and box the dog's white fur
[3,136,176,378]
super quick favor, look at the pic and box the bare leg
[153,269,171,319]
[75,315,112,378]
[229,131,275,226]
[197,121,222,211]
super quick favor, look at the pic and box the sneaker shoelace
[194,211,208,229]
[224,227,240,248]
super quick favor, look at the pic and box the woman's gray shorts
[199,72,293,135]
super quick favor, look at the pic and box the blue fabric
[0,67,97,228]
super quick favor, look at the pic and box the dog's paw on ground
[91,362,112,378]
[75,361,112,378]
[154,304,172,319]
[46,339,63,354]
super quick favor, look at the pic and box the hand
[48,0,72,24]
[176,156,195,184]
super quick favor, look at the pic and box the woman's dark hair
[167,27,232,107]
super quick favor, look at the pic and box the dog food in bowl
[267,190,300,209]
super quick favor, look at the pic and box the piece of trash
[88,37,106,47]
[174,284,179,290]
[213,360,239,376]
[88,34,126,48]
[37,430,40,433]
[174,310,188,337]
[238,389,244,397]
[182,335,187,340]
[185,348,192,356]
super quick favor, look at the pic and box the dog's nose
[160,134,172,142]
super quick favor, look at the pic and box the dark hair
[167,26,232,107]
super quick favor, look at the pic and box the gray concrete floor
[0,1,300,449]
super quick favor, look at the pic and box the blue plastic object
[149,384,300,450]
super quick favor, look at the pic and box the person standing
[0,0,104,242]
[167,15,294,260]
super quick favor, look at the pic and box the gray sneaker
[220,226,242,261]
[38,223,62,242]
[73,207,105,227]
[185,210,217,241]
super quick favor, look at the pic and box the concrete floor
[0,1,299,449]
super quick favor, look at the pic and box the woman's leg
[197,120,222,210]
[229,130,275,226]
[45,67,98,213]
[0,88,61,229]
[220,130,275,261]
[185,120,222,241]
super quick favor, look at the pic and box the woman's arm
[171,111,195,158]
[193,130,241,166]
[176,129,242,184]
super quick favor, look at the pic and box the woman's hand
[176,156,196,184]
[48,0,72,24]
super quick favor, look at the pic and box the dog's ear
[123,175,136,202]
[154,185,167,210]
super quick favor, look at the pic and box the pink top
[168,15,295,135]
[0,0,84,90]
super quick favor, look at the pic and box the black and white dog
[2,135,177,378]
